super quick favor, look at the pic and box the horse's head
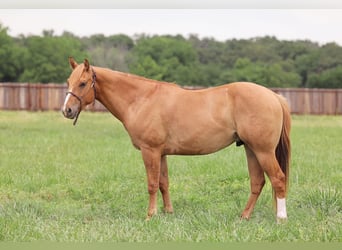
[62,57,96,125]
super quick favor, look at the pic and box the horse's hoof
[240,212,250,220]
[145,210,156,221]
[277,217,288,224]
[163,207,174,214]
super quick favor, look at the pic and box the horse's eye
[79,82,86,88]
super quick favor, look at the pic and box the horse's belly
[164,130,235,155]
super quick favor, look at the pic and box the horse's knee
[147,182,159,195]
[159,183,168,194]
[159,177,169,192]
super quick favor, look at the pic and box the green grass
[0,111,341,242]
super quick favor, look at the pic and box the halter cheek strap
[66,67,97,126]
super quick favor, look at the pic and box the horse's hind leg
[241,145,265,219]
[255,151,287,222]
[159,155,173,213]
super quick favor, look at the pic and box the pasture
[0,111,341,242]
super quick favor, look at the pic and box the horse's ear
[69,57,78,69]
[84,59,90,72]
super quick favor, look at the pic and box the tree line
[1,23,342,88]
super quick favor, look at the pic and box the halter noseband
[66,67,97,126]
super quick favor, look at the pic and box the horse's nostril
[67,108,72,114]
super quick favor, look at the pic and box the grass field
[0,111,341,242]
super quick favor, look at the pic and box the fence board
[272,88,342,115]
[0,83,341,115]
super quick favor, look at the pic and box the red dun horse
[62,58,291,223]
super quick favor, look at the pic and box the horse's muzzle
[62,102,81,119]
[62,93,79,119]
[62,107,76,119]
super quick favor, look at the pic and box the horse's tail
[275,95,291,197]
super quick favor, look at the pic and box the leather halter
[66,67,97,126]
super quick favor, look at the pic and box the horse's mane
[99,67,181,88]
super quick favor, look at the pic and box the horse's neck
[94,68,156,122]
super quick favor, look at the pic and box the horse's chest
[124,118,168,149]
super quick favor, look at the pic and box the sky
[1,9,342,45]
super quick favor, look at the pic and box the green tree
[129,35,201,85]
[295,42,342,87]
[2,25,342,88]
[19,30,87,83]
[222,58,264,83]
[308,65,342,88]
[222,58,301,87]
[0,23,27,82]
[81,34,134,72]
[261,63,301,87]
[276,40,317,61]
[131,55,164,80]
[108,34,134,50]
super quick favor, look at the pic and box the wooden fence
[0,83,107,112]
[272,88,342,115]
[0,83,342,115]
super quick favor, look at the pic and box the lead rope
[73,107,81,126]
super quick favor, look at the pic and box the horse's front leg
[141,147,161,220]
[160,155,173,214]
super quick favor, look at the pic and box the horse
[62,57,291,223]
